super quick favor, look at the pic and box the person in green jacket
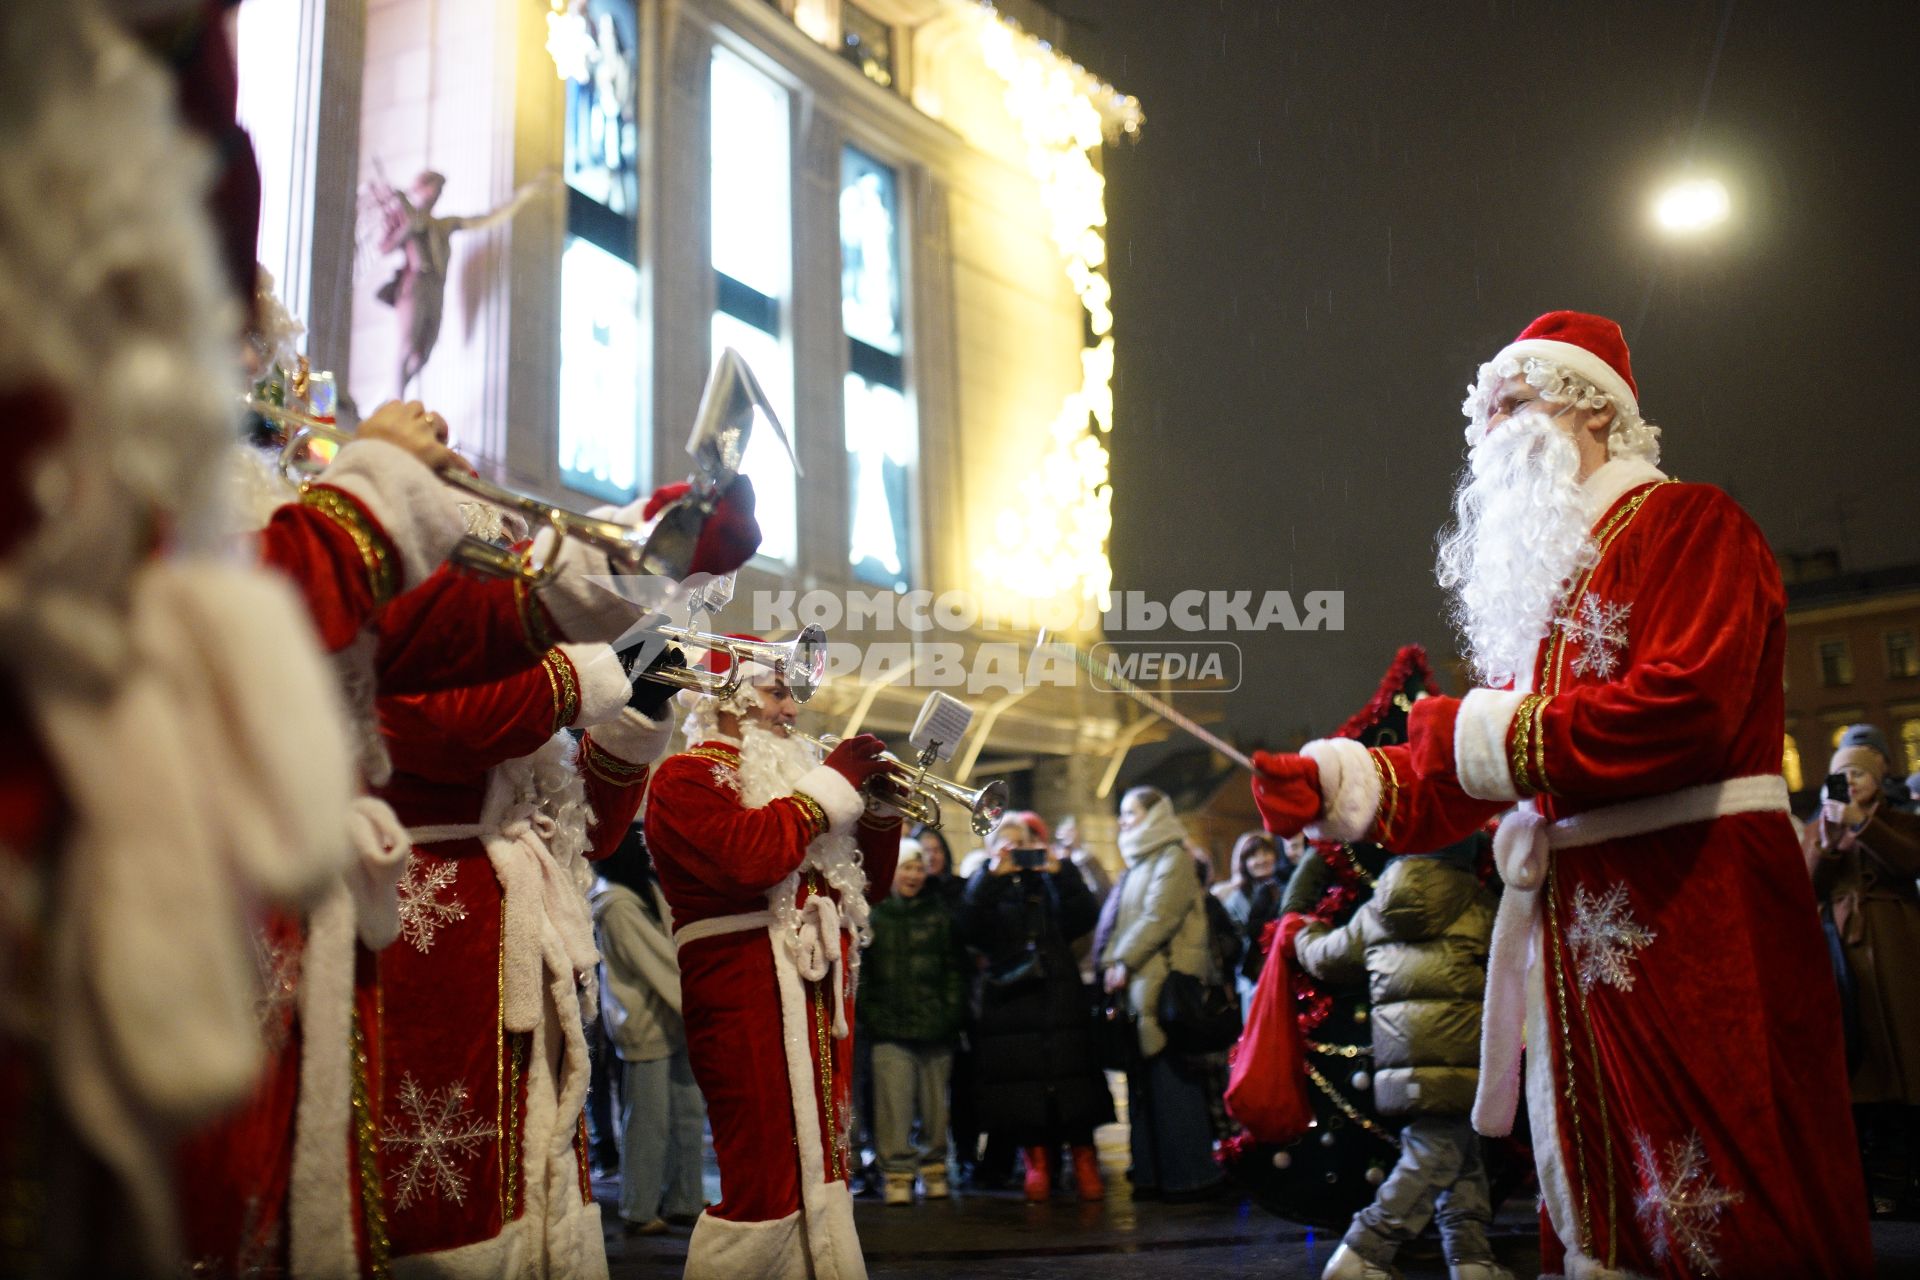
[860,842,969,1205]
[1293,850,1513,1280]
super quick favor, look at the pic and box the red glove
[1250,750,1322,837]
[689,476,762,578]
[822,733,895,793]
[642,481,692,522]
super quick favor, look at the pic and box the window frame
[1817,635,1855,688]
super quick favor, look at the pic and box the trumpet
[244,395,668,584]
[783,728,1009,836]
[634,625,830,704]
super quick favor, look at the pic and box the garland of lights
[970,6,1141,609]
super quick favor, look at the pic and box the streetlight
[1652,177,1730,234]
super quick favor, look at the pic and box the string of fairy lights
[970,4,1140,611]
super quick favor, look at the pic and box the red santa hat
[1490,311,1639,417]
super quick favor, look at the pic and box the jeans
[871,1041,953,1176]
[1125,1051,1220,1194]
[1344,1114,1494,1268]
[618,1050,707,1224]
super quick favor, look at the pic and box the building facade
[1783,563,1920,793]
[237,0,1178,854]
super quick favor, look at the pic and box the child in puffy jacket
[1292,848,1512,1280]
[860,842,969,1205]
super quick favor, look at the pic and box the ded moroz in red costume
[1253,313,1872,1279]
[645,648,904,1280]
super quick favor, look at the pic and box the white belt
[673,911,775,950]
[673,901,855,1039]
[406,823,486,845]
[1472,774,1790,1137]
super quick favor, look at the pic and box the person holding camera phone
[959,813,1113,1202]
[1804,726,1920,1217]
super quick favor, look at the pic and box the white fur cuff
[558,643,630,727]
[1456,688,1526,802]
[1300,737,1380,843]
[795,764,865,832]
[316,439,463,591]
[586,707,673,766]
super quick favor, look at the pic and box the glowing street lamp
[1652,177,1730,234]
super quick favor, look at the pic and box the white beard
[1435,413,1596,688]
[730,723,873,952]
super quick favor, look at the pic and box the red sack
[1223,913,1315,1144]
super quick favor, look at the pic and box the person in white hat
[1250,312,1871,1279]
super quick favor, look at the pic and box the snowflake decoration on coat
[1558,594,1632,681]
[1633,1130,1744,1275]
[379,1074,498,1210]
[1567,882,1656,993]
[396,853,467,953]
[252,933,301,1055]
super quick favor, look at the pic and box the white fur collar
[1579,456,1667,525]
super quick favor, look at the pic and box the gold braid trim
[1366,748,1401,843]
[302,485,398,605]
[541,649,580,733]
[514,579,558,655]
[806,873,844,1181]
[686,745,742,767]
[583,739,648,787]
[504,1033,528,1222]
[349,1007,392,1279]
[790,792,830,837]
[1507,693,1554,796]
[1546,481,1674,699]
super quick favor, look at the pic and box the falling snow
[380,1075,498,1211]
[1634,1130,1743,1275]
[1568,882,1656,994]
[1559,594,1632,681]
[396,854,467,954]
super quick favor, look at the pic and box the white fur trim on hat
[314,438,464,591]
[1495,338,1639,417]
[1300,737,1380,843]
[1456,688,1526,803]
[584,706,673,766]
[795,764,865,832]
[556,644,629,728]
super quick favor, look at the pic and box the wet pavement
[596,1121,1920,1278]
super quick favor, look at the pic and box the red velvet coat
[354,649,657,1268]
[644,740,901,1280]
[1302,464,1871,1278]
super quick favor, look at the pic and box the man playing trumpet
[644,640,904,1280]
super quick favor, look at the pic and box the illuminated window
[710,47,796,563]
[841,147,911,588]
[562,1,639,217]
[839,4,895,90]
[557,238,640,497]
[1887,629,1919,679]
[557,0,641,501]
[1830,723,1852,752]
[1818,638,1854,688]
[1901,719,1920,774]
[1782,734,1804,793]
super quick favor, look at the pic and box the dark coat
[959,866,1115,1140]
[1806,805,1920,1104]
[859,891,967,1045]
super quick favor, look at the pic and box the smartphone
[1011,846,1048,871]
[1824,772,1850,803]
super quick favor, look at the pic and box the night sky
[1051,0,1920,753]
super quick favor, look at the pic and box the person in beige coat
[1804,728,1920,1215]
[1097,787,1223,1198]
